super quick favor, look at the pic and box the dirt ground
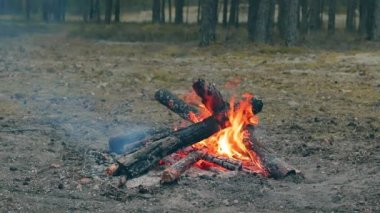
[0,30,379,212]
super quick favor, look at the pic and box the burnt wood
[115,115,225,178]
[202,153,242,171]
[154,89,200,121]
[161,151,205,183]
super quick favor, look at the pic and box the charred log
[161,150,205,183]
[155,89,200,121]
[202,153,242,171]
[115,115,225,178]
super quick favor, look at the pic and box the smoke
[108,125,151,154]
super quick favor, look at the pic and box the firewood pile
[107,79,300,184]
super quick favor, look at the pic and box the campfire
[107,79,299,183]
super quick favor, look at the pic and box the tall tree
[199,0,217,46]
[25,0,31,21]
[328,0,336,35]
[222,0,228,27]
[249,0,270,43]
[229,0,239,27]
[42,0,49,22]
[105,0,113,24]
[300,0,309,34]
[152,0,161,23]
[346,0,357,32]
[94,0,101,23]
[168,0,172,23]
[175,0,184,24]
[282,0,299,45]
[309,0,322,31]
[367,0,380,40]
[114,0,120,23]
[197,0,201,24]
[161,0,166,23]
[359,0,369,36]
[266,0,275,43]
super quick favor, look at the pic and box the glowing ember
[183,92,268,175]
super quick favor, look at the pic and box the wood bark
[346,0,357,32]
[199,0,217,46]
[202,153,242,170]
[161,151,205,183]
[155,89,200,121]
[250,0,270,43]
[282,0,299,46]
[328,0,336,35]
[175,0,184,24]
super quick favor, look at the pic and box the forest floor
[0,28,379,212]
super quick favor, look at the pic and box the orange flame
[188,93,267,175]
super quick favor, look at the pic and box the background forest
[0,0,379,45]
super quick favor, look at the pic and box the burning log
[202,153,242,171]
[154,79,298,179]
[115,115,226,179]
[155,89,200,121]
[161,151,205,183]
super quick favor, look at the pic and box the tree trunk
[94,0,101,23]
[197,0,201,24]
[369,0,380,40]
[309,0,322,31]
[114,0,120,23]
[282,0,299,46]
[175,0,184,24]
[105,0,113,24]
[161,0,166,23]
[250,0,270,43]
[277,0,286,35]
[25,0,31,21]
[168,0,172,23]
[42,0,49,22]
[222,0,228,27]
[152,0,161,23]
[228,0,239,26]
[346,0,356,32]
[199,0,217,46]
[266,0,275,43]
[213,0,219,25]
[359,0,368,35]
[328,0,336,35]
[300,0,308,34]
